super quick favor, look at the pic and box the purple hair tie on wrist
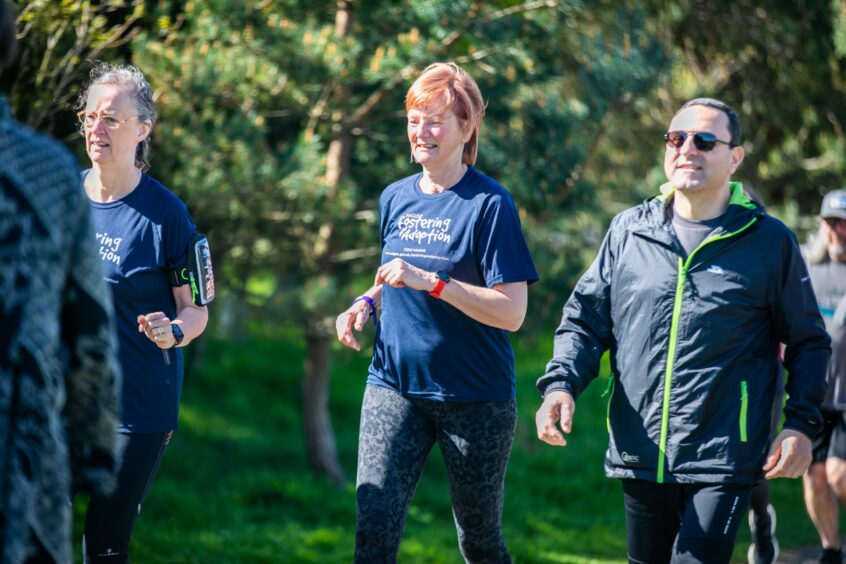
[352,295,378,326]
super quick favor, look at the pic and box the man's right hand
[335,301,371,351]
[535,390,576,446]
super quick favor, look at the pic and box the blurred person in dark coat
[0,1,121,562]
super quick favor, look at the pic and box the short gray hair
[75,62,157,171]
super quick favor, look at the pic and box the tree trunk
[218,292,248,341]
[299,0,355,487]
[302,329,346,486]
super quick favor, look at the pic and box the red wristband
[429,278,446,299]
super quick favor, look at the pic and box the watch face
[436,271,450,283]
[171,324,184,344]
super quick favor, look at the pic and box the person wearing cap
[802,189,846,564]
[535,97,830,563]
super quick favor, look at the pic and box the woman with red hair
[336,62,537,563]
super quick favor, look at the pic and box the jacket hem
[606,467,760,485]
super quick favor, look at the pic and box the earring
[409,149,415,164]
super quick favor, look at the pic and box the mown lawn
[72,332,827,562]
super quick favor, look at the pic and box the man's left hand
[763,428,813,479]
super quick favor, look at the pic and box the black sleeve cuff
[540,380,575,399]
[783,417,822,442]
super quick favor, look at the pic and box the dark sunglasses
[664,130,733,152]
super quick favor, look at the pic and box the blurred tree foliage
[128,0,666,483]
[640,0,846,235]
[2,0,844,482]
[1,0,142,135]
[127,0,665,329]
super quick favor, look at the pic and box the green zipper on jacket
[740,380,749,443]
[656,215,758,483]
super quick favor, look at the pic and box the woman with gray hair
[75,62,209,563]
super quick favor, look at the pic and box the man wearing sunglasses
[535,98,829,563]
[802,189,846,564]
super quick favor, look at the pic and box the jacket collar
[658,181,758,212]
[631,181,763,246]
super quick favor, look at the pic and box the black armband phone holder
[169,233,215,306]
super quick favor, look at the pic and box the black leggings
[622,479,753,563]
[83,431,171,563]
[355,384,516,564]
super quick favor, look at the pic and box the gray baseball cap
[821,189,846,220]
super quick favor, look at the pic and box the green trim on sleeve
[601,376,615,434]
[740,380,749,443]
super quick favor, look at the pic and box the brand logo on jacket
[706,264,725,275]
[621,451,640,463]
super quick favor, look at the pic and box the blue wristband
[352,295,378,326]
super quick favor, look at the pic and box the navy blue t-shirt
[368,167,538,401]
[87,172,195,432]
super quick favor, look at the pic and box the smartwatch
[170,324,185,347]
[428,271,451,299]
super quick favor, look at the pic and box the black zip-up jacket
[538,182,830,484]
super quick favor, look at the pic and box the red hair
[405,62,485,166]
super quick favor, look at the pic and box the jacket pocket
[739,380,749,443]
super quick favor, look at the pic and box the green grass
[72,334,828,562]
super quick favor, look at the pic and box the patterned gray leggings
[355,384,516,564]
